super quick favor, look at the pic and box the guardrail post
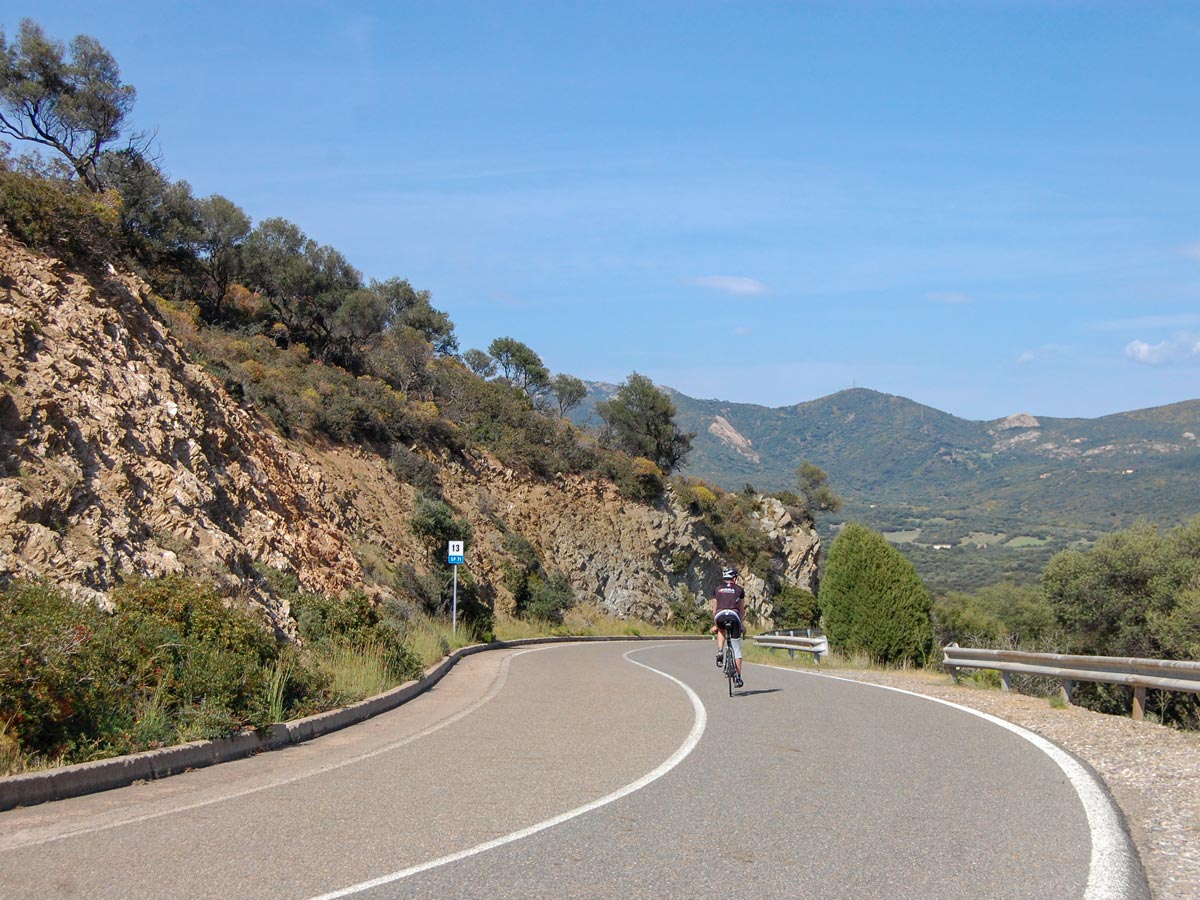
[1000,672,1012,692]
[1132,686,1147,722]
[1060,678,1074,707]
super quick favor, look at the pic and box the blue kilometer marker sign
[447,541,464,635]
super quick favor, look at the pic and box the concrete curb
[0,634,704,811]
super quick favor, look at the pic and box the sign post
[447,540,464,636]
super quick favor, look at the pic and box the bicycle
[718,623,742,696]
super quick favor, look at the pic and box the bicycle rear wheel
[723,629,738,695]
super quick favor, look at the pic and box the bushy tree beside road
[819,523,933,665]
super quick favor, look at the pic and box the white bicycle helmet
[721,566,738,580]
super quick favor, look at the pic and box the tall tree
[595,372,694,473]
[463,348,497,379]
[96,148,198,260]
[796,461,841,513]
[238,217,361,359]
[549,373,587,417]
[370,278,458,357]
[487,337,550,400]
[0,20,138,192]
[193,194,250,316]
[819,523,933,665]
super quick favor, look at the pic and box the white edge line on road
[756,662,1145,900]
[305,644,708,900]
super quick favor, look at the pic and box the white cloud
[734,326,753,337]
[1015,344,1063,365]
[1124,332,1200,365]
[1179,242,1200,261]
[926,291,975,304]
[688,275,768,296]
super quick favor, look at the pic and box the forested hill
[573,385,1200,587]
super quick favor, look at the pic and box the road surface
[0,640,1146,899]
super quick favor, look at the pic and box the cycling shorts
[714,609,743,640]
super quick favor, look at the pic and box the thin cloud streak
[1095,314,1200,331]
[688,276,768,296]
[1016,344,1065,365]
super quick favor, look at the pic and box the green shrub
[932,592,1006,648]
[103,576,283,739]
[524,572,576,624]
[501,533,540,610]
[0,171,124,262]
[0,581,110,759]
[0,576,320,768]
[410,495,473,565]
[772,585,820,630]
[291,590,420,685]
[819,523,934,665]
[669,586,708,632]
[388,445,442,497]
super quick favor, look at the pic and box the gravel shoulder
[819,667,1199,900]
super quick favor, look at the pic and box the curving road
[0,641,1147,899]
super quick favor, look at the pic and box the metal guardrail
[942,644,1200,721]
[753,629,829,662]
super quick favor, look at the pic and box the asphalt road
[0,641,1145,899]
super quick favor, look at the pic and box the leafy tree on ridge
[595,372,694,474]
[0,19,141,192]
[487,336,550,401]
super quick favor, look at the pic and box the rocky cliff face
[0,234,818,630]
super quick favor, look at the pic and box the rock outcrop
[0,234,819,630]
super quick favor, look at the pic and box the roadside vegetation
[807,516,1200,729]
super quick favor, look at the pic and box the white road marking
[757,663,1145,900]
[305,644,708,900]
[4,649,537,851]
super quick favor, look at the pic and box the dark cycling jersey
[713,582,744,613]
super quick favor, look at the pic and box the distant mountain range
[572,386,1200,590]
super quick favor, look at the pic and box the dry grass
[493,600,685,642]
[743,640,935,676]
[402,614,483,669]
[318,640,398,702]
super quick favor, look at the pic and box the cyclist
[711,566,746,688]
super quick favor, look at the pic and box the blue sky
[13,2,1200,420]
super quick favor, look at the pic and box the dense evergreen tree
[238,217,362,359]
[819,523,933,664]
[371,277,458,357]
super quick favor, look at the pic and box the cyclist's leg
[729,621,745,683]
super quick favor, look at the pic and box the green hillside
[573,386,1200,591]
